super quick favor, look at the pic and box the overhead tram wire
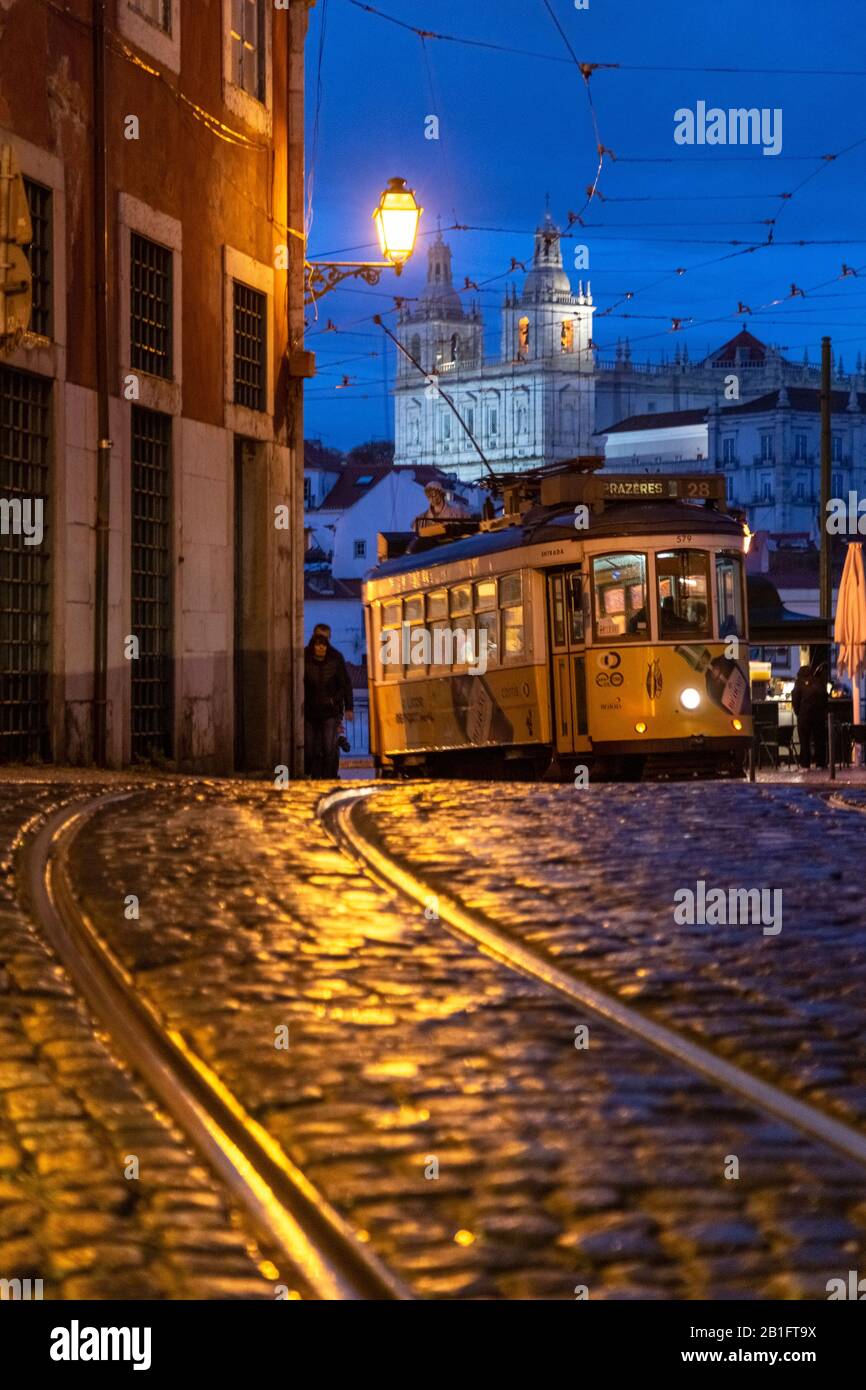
[348,2,866,77]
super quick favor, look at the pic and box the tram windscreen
[716,551,746,638]
[656,550,712,638]
[592,553,647,640]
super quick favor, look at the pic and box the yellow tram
[363,466,753,780]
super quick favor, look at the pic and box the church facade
[393,213,865,487]
[393,216,596,480]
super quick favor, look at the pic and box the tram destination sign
[541,472,727,508]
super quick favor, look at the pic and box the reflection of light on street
[373,1104,431,1130]
[454,1229,476,1247]
[362,1059,420,1079]
[414,994,477,1019]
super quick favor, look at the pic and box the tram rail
[17,789,412,1302]
[319,784,866,1176]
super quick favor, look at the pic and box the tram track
[16,790,412,1302]
[319,784,866,1177]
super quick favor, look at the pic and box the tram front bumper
[590,734,750,757]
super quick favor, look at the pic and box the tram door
[547,569,590,758]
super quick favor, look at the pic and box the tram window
[450,584,472,617]
[568,572,585,644]
[716,551,746,638]
[550,575,567,648]
[452,615,473,668]
[656,550,711,639]
[426,590,448,621]
[500,573,522,607]
[429,620,452,674]
[382,599,402,629]
[474,579,497,611]
[502,605,525,659]
[592,553,647,641]
[476,610,499,667]
[403,595,424,625]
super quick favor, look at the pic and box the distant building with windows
[597,384,866,537]
[0,0,311,773]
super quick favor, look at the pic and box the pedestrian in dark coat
[303,624,354,778]
[792,656,829,769]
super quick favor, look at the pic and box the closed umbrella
[834,542,866,764]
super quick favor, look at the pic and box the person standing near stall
[792,653,829,769]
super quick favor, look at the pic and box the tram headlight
[732,718,744,731]
[680,687,701,711]
[634,721,648,734]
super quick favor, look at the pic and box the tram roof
[368,500,745,583]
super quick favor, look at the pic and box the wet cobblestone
[61,778,866,1299]
[361,783,866,1127]
[0,783,288,1300]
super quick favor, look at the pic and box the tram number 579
[675,533,693,544]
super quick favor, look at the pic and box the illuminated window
[656,550,711,639]
[592,553,647,642]
[561,319,574,352]
[518,316,530,353]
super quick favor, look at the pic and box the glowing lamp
[634,721,648,734]
[680,687,701,710]
[373,178,422,270]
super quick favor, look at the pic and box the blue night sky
[303,0,866,451]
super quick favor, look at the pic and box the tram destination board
[540,471,727,507]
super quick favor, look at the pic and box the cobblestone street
[0,771,864,1301]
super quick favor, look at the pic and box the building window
[465,406,475,436]
[488,408,499,436]
[722,436,735,462]
[832,432,842,462]
[233,280,266,411]
[795,433,807,460]
[230,0,265,102]
[23,179,52,339]
[129,0,170,31]
[130,232,173,379]
[303,476,312,507]
[760,434,773,461]
[647,402,656,413]
[354,539,367,560]
[795,478,805,501]
[518,316,530,354]
[131,406,172,761]
[561,319,574,352]
[0,366,51,763]
[832,471,843,496]
[761,475,772,501]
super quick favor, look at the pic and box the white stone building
[394,216,596,480]
[597,384,866,537]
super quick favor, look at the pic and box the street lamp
[305,177,422,304]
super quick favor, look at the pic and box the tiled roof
[705,328,771,365]
[598,407,708,434]
[318,466,392,510]
[601,386,866,435]
[304,575,363,601]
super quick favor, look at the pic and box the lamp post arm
[305,260,399,304]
